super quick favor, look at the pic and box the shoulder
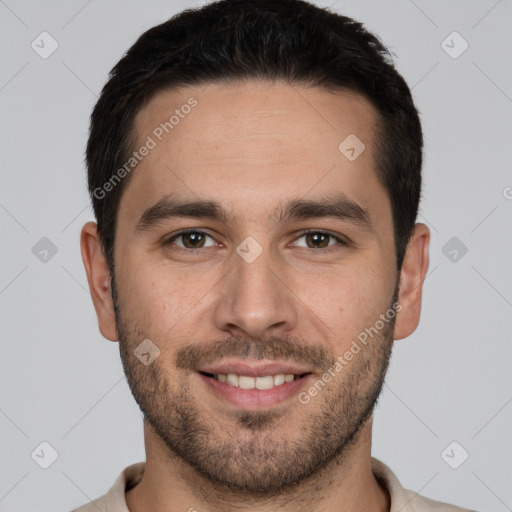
[71,462,146,512]
[402,488,478,512]
[72,495,107,512]
[371,457,477,512]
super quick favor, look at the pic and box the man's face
[112,81,398,493]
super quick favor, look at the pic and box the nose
[213,244,298,340]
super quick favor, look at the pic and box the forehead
[121,80,388,227]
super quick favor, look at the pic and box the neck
[126,417,390,512]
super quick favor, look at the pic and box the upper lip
[197,359,313,378]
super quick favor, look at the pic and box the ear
[80,221,118,341]
[393,223,430,341]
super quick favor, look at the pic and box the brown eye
[304,232,331,249]
[164,230,216,250]
[291,230,349,254]
[294,231,343,249]
[180,232,206,248]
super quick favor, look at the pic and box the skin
[81,81,430,512]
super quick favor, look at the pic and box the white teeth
[214,373,299,389]
[255,375,274,390]
[226,374,239,387]
[239,375,255,389]
[273,374,285,386]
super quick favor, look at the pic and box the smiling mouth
[198,371,311,390]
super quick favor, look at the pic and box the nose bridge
[235,245,278,298]
[213,239,297,338]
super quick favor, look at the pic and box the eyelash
[162,228,349,255]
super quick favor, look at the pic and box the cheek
[116,257,218,337]
[298,262,392,345]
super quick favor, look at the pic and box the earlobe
[80,221,119,341]
[393,223,430,341]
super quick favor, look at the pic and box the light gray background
[1,1,511,511]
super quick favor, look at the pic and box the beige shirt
[72,457,476,512]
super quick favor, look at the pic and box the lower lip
[197,372,313,409]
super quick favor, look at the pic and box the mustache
[175,336,336,373]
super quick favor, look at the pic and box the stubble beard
[113,276,397,497]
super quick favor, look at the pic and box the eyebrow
[135,193,373,233]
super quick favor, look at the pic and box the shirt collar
[103,457,421,512]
